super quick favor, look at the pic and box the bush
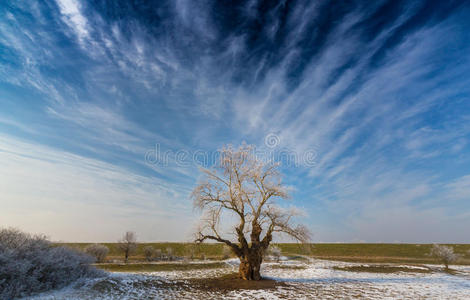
[267,245,282,262]
[184,244,196,260]
[154,248,162,260]
[166,247,173,261]
[430,244,460,269]
[85,244,109,263]
[222,245,231,259]
[0,228,101,299]
[143,246,155,261]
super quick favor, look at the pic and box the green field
[60,243,470,265]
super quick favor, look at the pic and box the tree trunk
[238,254,262,280]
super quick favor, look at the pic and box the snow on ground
[28,259,470,299]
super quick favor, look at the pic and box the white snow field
[29,259,470,299]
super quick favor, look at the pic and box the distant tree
[143,246,155,262]
[117,231,137,263]
[185,244,196,260]
[84,244,109,263]
[430,244,460,270]
[192,144,310,280]
[154,248,162,260]
[268,245,282,262]
[166,247,173,261]
[222,245,231,259]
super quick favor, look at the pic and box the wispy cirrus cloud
[55,0,90,42]
[445,175,470,201]
[0,0,469,241]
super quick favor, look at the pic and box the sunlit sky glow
[1,0,469,242]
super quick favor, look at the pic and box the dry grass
[58,242,470,265]
[270,264,307,270]
[278,243,470,265]
[60,242,226,260]
[95,262,227,272]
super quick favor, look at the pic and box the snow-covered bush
[85,244,109,263]
[267,245,282,262]
[430,244,460,269]
[0,228,101,299]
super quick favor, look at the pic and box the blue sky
[0,0,469,242]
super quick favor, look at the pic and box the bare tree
[184,244,196,260]
[117,231,137,263]
[154,248,162,260]
[192,144,310,280]
[143,246,155,262]
[166,247,173,261]
[222,245,231,259]
[84,244,109,263]
[430,244,460,270]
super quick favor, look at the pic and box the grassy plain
[96,262,227,272]
[60,243,470,265]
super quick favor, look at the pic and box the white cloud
[0,134,194,242]
[55,0,89,41]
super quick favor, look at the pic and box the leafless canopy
[143,246,155,261]
[192,144,309,279]
[84,243,109,263]
[117,231,137,263]
[430,244,460,269]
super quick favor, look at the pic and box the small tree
[154,249,162,260]
[192,144,310,280]
[84,244,109,263]
[143,246,155,262]
[117,231,137,263]
[430,244,460,270]
[222,245,231,259]
[185,244,196,260]
[166,247,173,261]
[268,245,281,262]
